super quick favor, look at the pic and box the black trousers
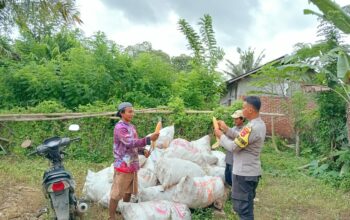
[232,174,260,220]
[225,163,233,186]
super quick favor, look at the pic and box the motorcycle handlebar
[28,137,82,156]
[70,137,81,142]
[59,137,80,147]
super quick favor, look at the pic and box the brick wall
[259,96,294,139]
[238,96,294,138]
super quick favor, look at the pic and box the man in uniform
[215,96,266,220]
[219,110,245,186]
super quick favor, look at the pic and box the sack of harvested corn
[207,166,225,183]
[163,138,206,166]
[138,168,158,188]
[139,185,176,202]
[118,200,191,220]
[82,165,113,202]
[173,176,225,208]
[155,157,205,188]
[211,150,226,167]
[191,135,211,153]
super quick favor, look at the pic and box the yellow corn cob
[154,121,162,133]
[151,121,162,150]
[212,116,220,149]
[213,117,219,130]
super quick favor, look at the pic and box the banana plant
[305,0,350,34]
[337,51,350,80]
[305,0,350,175]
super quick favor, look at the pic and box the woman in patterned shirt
[109,102,159,220]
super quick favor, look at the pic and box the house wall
[221,76,300,105]
[221,83,237,106]
[220,76,305,139]
[237,77,296,98]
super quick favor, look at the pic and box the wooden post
[347,104,350,144]
[295,129,300,156]
[271,115,279,153]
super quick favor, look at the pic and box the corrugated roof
[226,55,286,85]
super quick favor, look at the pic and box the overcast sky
[75,0,350,71]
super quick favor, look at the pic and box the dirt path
[0,176,118,220]
[0,182,45,220]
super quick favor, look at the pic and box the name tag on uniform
[234,126,252,148]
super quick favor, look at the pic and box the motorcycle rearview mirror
[68,124,80,131]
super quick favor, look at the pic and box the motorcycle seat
[43,169,72,183]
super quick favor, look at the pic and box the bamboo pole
[0,109,286,122]
[0,112,116,121]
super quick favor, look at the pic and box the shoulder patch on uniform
[234,125,252,148]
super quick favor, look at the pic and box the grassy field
[0,145,349,220]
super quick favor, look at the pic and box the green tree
[122,52,175,107]
[0,0,82,39]
[225,47,265,78]
[13,28,82,63]
[59,47,113,108]
[178,14,224,72]
[125,41,153,57]
[250,59,311,97]
[176,14,225,109]
[171,54,193,72]
[4,61,61,106]
[172,67,224,109]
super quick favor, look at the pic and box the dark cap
[118,102,133,111]
[116,102,133,117]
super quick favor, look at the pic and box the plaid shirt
[113,120,149,173]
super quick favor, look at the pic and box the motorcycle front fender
[49,189,70,220]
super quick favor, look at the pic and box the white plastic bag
[173,176,225,208]
[82,165,114,202]
[155,125,175,149]
[191,135,211,153]
[207,166,226,183]
[143,148,165,171]
[142,157,155,171]
[156,157,205,188]
[211,150,226,167]
[139,185,176,202]
[202,153,219,165]
[191,135,218,165]
[139,154,147,167]
[98,190,110,207]
[163,138,206,166]
[118,200,191,220]
[98,190,139,208]
[138,168,158,188]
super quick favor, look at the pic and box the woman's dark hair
[116,109,126,117]
[244,96,261,111]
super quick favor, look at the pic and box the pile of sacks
[83,125,227,220]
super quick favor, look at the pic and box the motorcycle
[28,124,88,220]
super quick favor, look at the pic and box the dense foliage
[1,0,350,191]
[0,100,242,162]
[0,28,226,110]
